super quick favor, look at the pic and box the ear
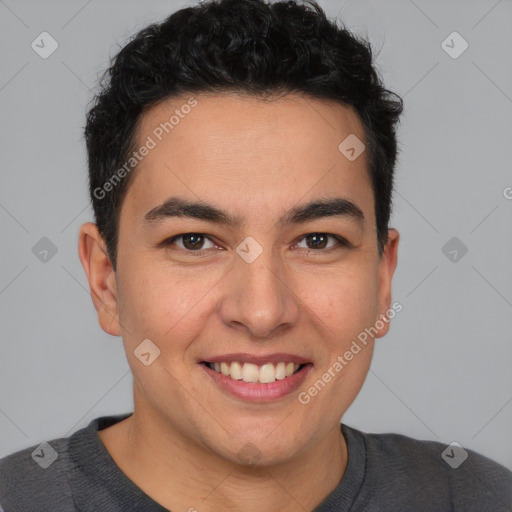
[374,228,399,339]
[78,222,121,336]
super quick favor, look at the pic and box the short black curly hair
[85,0,403,269]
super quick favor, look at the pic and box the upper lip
[201,353,311,365]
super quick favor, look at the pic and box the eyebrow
[142,196,365,228]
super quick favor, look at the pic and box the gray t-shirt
[0,413,510,511]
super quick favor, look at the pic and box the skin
[79,92,399,512]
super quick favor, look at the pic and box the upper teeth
[210,361,301,383]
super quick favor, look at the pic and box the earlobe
[78,222,121,337]
[375,228,399,339]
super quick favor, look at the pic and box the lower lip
[200,363,312,403]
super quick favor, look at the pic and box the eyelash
[161,232,352,256]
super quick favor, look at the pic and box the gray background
[1,0,511,472]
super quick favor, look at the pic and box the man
[0,0,510,510]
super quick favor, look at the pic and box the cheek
[116,260,219,353]
[301,266,380,339]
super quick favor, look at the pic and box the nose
[218,248,301,340]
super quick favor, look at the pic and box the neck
[99,398,348,511]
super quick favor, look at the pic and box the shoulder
[343,425,512,511]
[0,414,131,512]
[0,435,77,511]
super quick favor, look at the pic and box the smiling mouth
[201,361,307,384]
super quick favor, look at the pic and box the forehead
[122,92,374,229]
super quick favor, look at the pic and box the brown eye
[165,233,216,251]
[305,233,328,249]
[296,233,350,251]
[181,234,205,250]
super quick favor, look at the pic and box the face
[80,92,398,465]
